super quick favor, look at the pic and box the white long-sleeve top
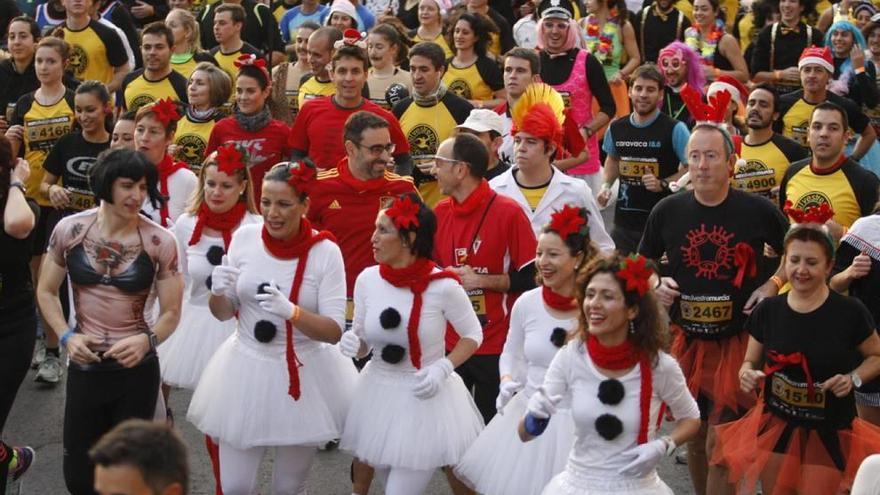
[172,211,262,306]
[227,223,346,352]
[498,287,578,397]
[542,341,700,478]
[352,265,483,370]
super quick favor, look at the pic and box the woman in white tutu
[520,254,701,495]
[455,204,598,495]
[187,161,358,495]
[338,193,484,495]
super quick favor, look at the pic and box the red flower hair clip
[386,195,421,230]
[783,200,835,225]
[152,98,181,126]
[333,29,368,49]
[286,161,316,195]
[215,144,246,175]
[549,204,588,241]
[617,255,654,297]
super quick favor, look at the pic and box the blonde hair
[191,62,232,108]
[167,8,202,53]
[186,150,257,215]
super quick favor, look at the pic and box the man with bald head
[297,26,343,108]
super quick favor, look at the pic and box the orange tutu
[711,401,880,495]
[592,79,630,141]
[670,325,756,424]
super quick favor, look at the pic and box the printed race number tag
[67,188,96,211]
[619,159,659,180]
[679,299,732,323]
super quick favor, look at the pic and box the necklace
[685,18,725,66]
[583,10,619,65]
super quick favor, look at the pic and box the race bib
[619,158,660,183]
[678,294,734,337]
[468,289,488,326]
[790,125,808,147]
[26,117,72,152]
[734,169,776,195]
[67,187,96,211]
[768,373,826,421]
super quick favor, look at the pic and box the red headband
[234,54,270,84]
[152,98,181,126]
[549,204,588,241]
[386,196,420,230]
[617,255,653,297]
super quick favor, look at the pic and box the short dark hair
[631,63,665,91]
[504,47,540,75]
[141,21,174,48]
[344,111,390,145]
[784,224,835,262]
[449,133,489,179]
[311,26,343,51]
[237,63,271,90]
[299,20,321,31]
[409,41,447,70]
[135,100,181,135]
[391,192,436,258]
[8,15,41,41]
[749,83,780,113]
[215,3,246,24]
[263,160,318,200]
[89,148,164,209]
[332,44,370,71]
[812,101,849,130]
[89,419,188,495]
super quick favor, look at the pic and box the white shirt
[141,168,198,227]
[489,166,615,252]
[352,265,483,370]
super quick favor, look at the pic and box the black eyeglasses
[355,142,396,155]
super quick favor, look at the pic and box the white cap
[457,109,505,135]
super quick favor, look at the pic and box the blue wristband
[524,413,550,437]
[59,328,75,348]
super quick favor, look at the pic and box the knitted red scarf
[542,285,577,311]
[449,179,493,217]
[379,258,460,369]
[189,202,247,249]
[157,154,189,227]
[587,334,653,444]
[261,217,337,400]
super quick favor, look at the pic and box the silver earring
[629,320,636,335]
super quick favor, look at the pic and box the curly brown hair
[574,254,669,362]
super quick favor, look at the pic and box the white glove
[496,380,523,414]
[617,439,667,478]
[412,358,454,400]
[210,255,240,298]
[339,331,363,358]
[526,387,562,419]
[255,280,295,320]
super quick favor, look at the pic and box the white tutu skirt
[542,469,672,495]
[159,302,235,390]
[187,333,358,449]
[455,392,575,495]
[340,361,484,471]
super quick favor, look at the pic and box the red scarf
[449,179,493,217]
[542,285,577,311]
[379,258,460,369]
[336,158,391,193]
[157,155,189,227]
[587,334,653,444]
[189,202,247,249]
[261,217,337,400]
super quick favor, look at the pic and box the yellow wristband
[770,275,783,290]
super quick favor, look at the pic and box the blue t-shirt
[280,4,328,42]
[602,111,690,164]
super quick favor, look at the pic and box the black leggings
[0,312,37,493]
[63,355,159,495]
[455,354,501,425]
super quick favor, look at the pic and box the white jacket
[489,166,615,253]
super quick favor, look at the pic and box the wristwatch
[851,371,863,388]
[146,332,159,352]
[660,435,677,456]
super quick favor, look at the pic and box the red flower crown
[783,200,835,225]
[215,143,248,175]
[286,161,316,195]
[152,98,181,126]
[386,195,421,230]
[548,204,588,241]
[617,255,654,297]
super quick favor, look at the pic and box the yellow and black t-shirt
[170,52,218,80]
[174,111,223,172]
[777,90,871,149]
[736,134,809,198]
[11,90,76,207]
[63,20,128,85]
[780,156,880,228]
[120,69,189,111]
[442,56,503,102]
[297,73,335,109]
[411,32,453,58]
[210,43,263,100]
[393,91,473,207]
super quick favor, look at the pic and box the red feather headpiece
[783,200,835,225]
[215,143,247,175]
[152,98,181,126]
[548,204,589,241]
[286,161,316,195]
[513,103,563,153]
[385,195,421,231]
[617,255,654,297]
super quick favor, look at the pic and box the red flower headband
[234,54,270,84]
[549,204,588,241]
[617,255,654,297]
[385,195,421,231]
[284,161,316,195]
[215,143,247,175]
[333,28,368,49]
[152,98,181,126]
[783,200,835,225]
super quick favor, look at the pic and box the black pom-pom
[550,327,567,348]
[257,282,274,295]
[595,414,624,441]
[205,275,212,290]
[380,307,402,329]
[380,344,405,364]
[206,245,225,266]
[597,379,625,405]
[254,320,277,343]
